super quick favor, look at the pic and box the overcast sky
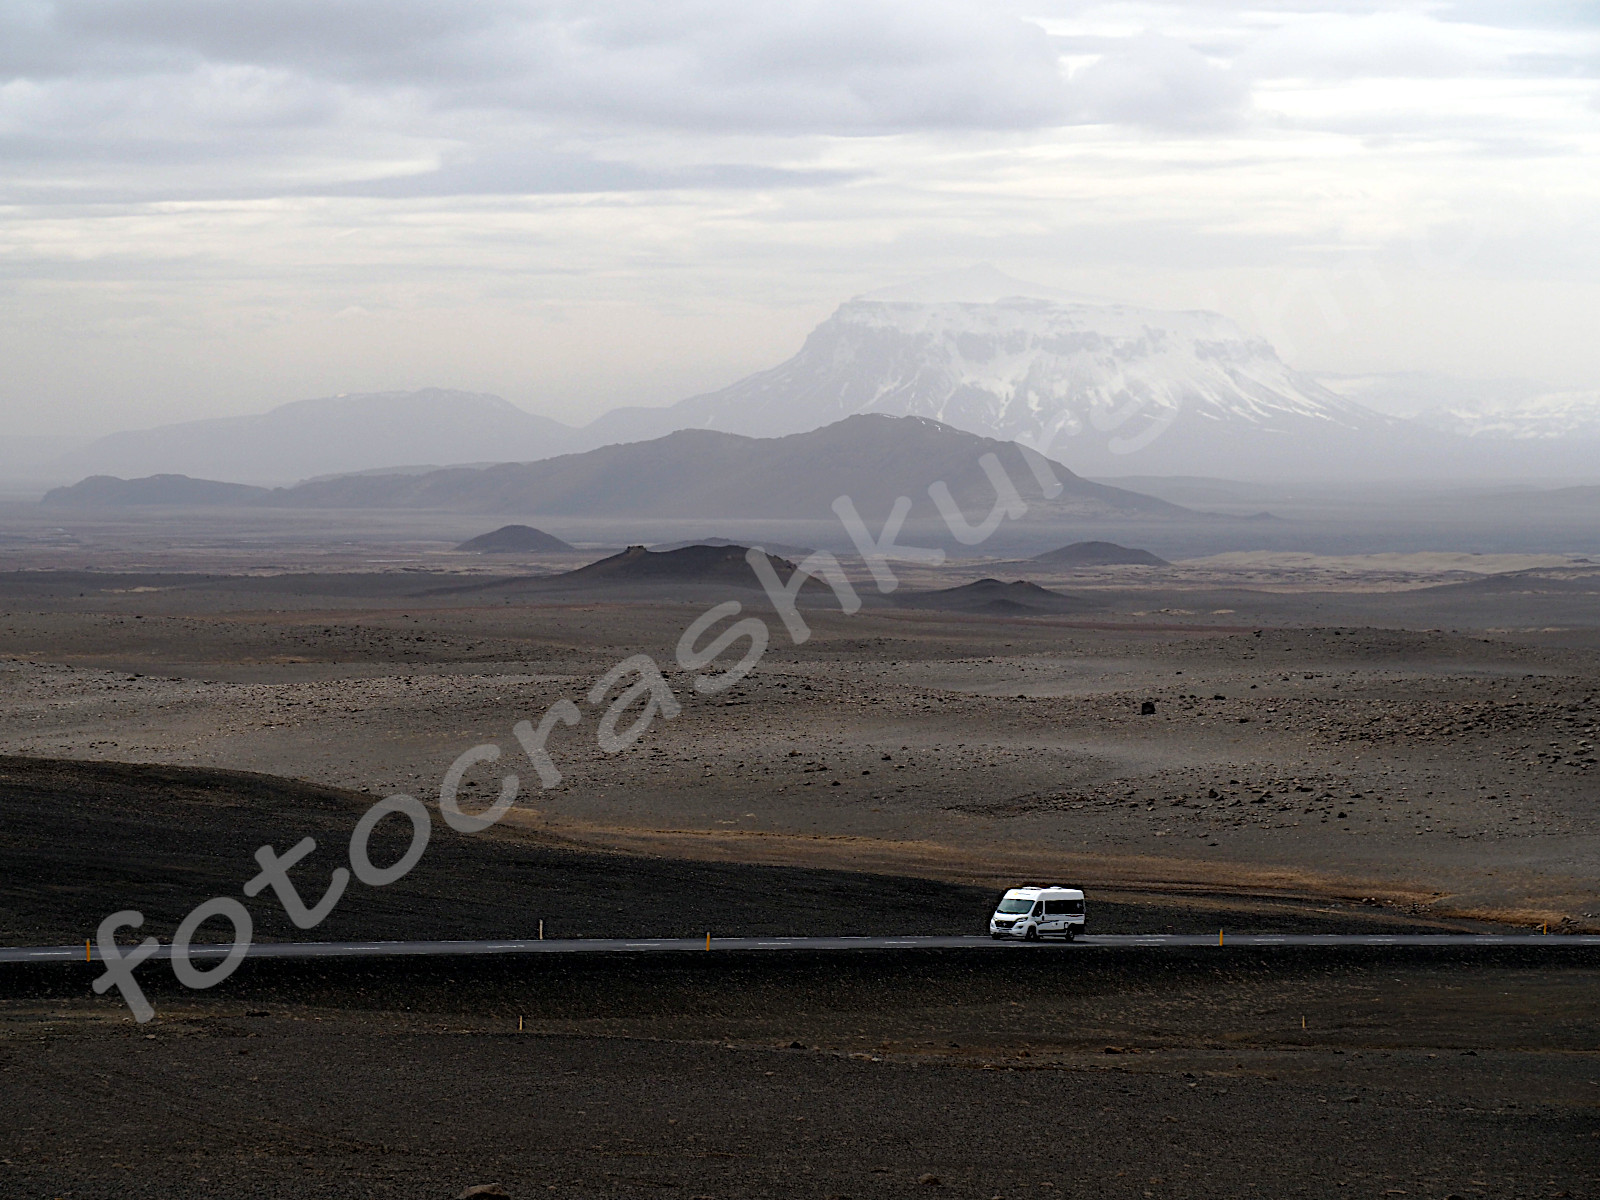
[2,0,1597,436]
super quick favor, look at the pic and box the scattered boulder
[457,1185,510,1199]
[1140,700,1157,715]
[918,1173,943,1187]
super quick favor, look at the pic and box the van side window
[1066,900,1084,914]
[1044,900,1065,914]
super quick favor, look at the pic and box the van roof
[1002,886,1084,898]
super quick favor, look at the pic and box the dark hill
[41,474,269,508]
[0,755,996,945]
[271,415,1186,521]
[544,543,799,589]
[892,578,1097,615]
[650,535,817,559]
[456,524,574,553]
[1029,540,1169,567]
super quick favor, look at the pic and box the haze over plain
[3,0,1598,471]
[4,9,1600,1197]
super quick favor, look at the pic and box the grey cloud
[1438,1,1600,32]
[2,0,1593,209]
[497,1,1071,134]
[1068,32,1249,131]
[0,0,1071,203]
[1233,10,1532,81]
[0,129,861,204]
[310,156,864,200]
[4,1,1071,132]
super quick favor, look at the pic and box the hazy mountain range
[22,267,1600,487]
[45,389,571,486]
[1320,373,1600,441]
[45,415,1184,523]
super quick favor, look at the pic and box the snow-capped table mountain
[576,269,1407,478]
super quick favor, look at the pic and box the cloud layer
[1,1,1597,437]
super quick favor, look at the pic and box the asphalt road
[5,932,1598,965]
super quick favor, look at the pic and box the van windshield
[996,897,1034,914]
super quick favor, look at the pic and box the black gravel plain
[2,757,1596,1199]
[0,755,1481,948]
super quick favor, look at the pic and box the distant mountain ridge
[1419,389,1600,441]
[34,270,1599,486]
[42,474,270,508]
[41,416,1190,527]
[269,415,1186,521]
[52,389,577,485]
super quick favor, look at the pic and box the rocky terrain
[3,942,1595,1199]
[0,756,1592,1197]
[2,508,1599,1199]
[0,553,1595,926]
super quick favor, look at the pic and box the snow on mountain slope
[1318,372,1600,443]
[576,268,1400,476]
[1420,390,1600,440]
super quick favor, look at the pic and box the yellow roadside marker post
[85,939,91,962]
[1219,929,1224,946]
[706,932,711,951]
[538,919,544,941]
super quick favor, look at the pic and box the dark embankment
[0,756,1483,948]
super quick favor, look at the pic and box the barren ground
[0,550,1596,926]
[3,507,1600,1198]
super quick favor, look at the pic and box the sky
[2,0,1597,437]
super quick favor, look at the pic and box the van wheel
[1064,926,1076,942]
[1025,926,1039,942]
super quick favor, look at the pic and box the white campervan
[989,886,1086,941]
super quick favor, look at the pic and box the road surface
[4,932,1597,965]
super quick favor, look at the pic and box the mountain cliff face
[575,281,1409,477]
